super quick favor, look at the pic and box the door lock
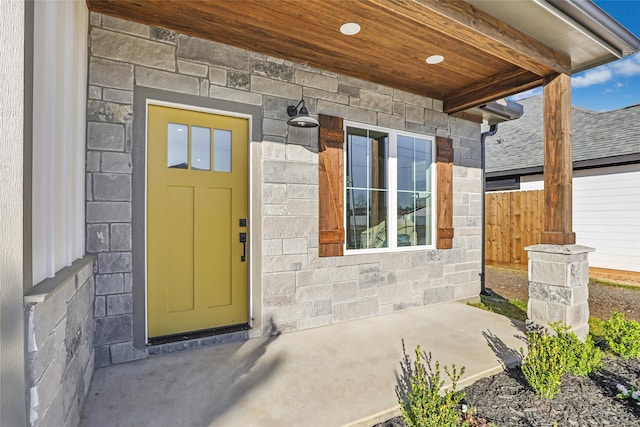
[239,232,247,262]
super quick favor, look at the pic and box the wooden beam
[444,68,543,114]
[408,0,572,76]
[541,73,575,245]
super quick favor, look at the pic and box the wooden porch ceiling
[86,0,572,115]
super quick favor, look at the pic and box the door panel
[147,105,248,338]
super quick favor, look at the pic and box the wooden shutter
[318,115,345,257]
[436,136,454,249]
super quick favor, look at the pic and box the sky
[510,0,640,112]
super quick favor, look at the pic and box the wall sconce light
[286,99,319,128]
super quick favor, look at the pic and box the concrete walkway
[80,302,525,427]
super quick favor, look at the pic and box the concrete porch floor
[80,302,525,427]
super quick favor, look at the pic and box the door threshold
[147,324,250,355]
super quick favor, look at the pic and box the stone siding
[86,13,483,363]
[25,257,95,427]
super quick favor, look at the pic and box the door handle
[239,232,247,262]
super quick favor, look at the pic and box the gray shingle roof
[485,96,640,174]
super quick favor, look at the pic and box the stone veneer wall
[86,13,483,365]
[25,257,95,427]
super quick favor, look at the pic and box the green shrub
[397,345,466,427]
[520,322,602,399]
[520,331,566,399]
[551,323,602,376]
[604,311,640,358]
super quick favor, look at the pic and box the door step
[147,324,249,356]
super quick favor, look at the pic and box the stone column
[525,244,595,340]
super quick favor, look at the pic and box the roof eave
[548,0,640,60]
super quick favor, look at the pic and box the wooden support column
[541,73,575,245]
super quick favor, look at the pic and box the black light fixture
[286,99,319,128]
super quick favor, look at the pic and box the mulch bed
[375,355,640,426]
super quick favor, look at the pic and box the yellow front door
[147,105,249,338]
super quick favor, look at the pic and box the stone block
[566,302,589,327]
[102,16,149,37]
[393,89,433,108]
[109,342,146,364]
[124,273,133,293]
[405,105,424,124]
[135,67,199,95]
[251,59,294,82]
[379,284,412,305]
[94,296,106,317]
[264,303,313,324]
[333,281,357,302]
[87,100,132,124]
[86,202,131,223]
[150,27,177,44]
[91,28,174,70]
[338,74,378,90]
[303,87,349,104]
[530,260,568,287]
[110,223,131,251]
[106,294,132,316]
[86,152,101,173]
[87,224,109,253]
[37,382,64,427]
[89,58,134,90]
[87,122,124,151]
[423,286,455,305]
[199,79,209,96]
[295,69,337,92]
[263,272,296,296]
[358,265,387,289]
[286,199,317,216]
[264,294,296,308]
[95,274,124,295]
[34,342,65,421]
[288,184,316,199]
[262,118,288,137]
[103,89,133,104]
[177,60,208,77]
[98,252,131,274]
[424,109,448,129]
[209,85,262,105]
[454,281,480,300]
[317,100,377,124]
[178,35,249,70]
[377,113,405,130]
[313,300,332,317]
[94,315,132,346]
[88,85,102,100]
[360,89,393,113]
[262,217,315,239]
[333,298,378,323]
[262,140,286,159]
[338,83,361,98]
[251,75,301,99]
[296,284,332,302]
[93,173,131,201]
[263,239,283,256]
[227,71,250,90]
[283,238,307,255]
[208,67,227,86]
[101,152,132,173]
[286,144,317,162]
[313,266,357,285]
[94,345,111,368]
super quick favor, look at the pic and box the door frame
[143,99,255,343]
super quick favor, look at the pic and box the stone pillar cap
[524,244,595,254]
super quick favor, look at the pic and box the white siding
[32,1,88,285]
[517,164,640,272]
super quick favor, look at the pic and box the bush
[604,311,640,358]
[520,322,602,399]
[551,323,602,376]
[520,331,566,399]
[396,344,466,427]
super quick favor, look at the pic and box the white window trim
[343,121,437,254]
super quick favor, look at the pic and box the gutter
[480,124,498,296]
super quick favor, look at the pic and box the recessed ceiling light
[340,22,361,36]
[426,55,444,64]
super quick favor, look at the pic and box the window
[345,124,435,252]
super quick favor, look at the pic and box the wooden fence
[485,190,544,268]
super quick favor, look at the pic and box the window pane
[365,190,388,248]
[346,189,388,249]
[415,138,431,192]
[346,189,367,250]
[213,129,232,172]
[168,123,188,169]
[397,135,413,191]
[191,126,211,171]
[346,127,388,189]
[397,191,431,246]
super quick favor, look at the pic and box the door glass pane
[168,123,188,169]
[191,126,211,171]
[214,129,232,172]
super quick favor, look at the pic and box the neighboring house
[1,1,638,426]
[486,96,640,272]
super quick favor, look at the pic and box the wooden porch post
[541,73,576,245]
